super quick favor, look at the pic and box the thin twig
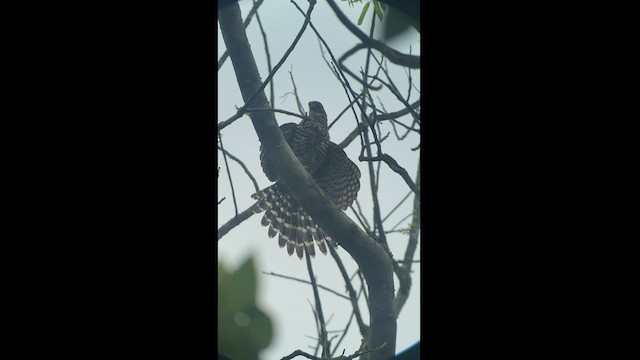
[328,95,364,129]
[280,341,385,360]
[216,146,260,193]
[262,271,350,300]
[338,123,368,149]
[218,132,239,216]
[305,249,330,358]
[348,205,371,236]
[360,99,388,249]
[218,204,258,240]
[329,246,369,338]
[335,44,383,91]
[325,0,419,68]
[289,69,306,115]
[253,0,274,108]
[359,154,419,196]
[381,191,412,224]
[356,270,370,310]
[352,199,372,234]
[329,285,363,357]
[367,54,420,122]
[389,213,413,232]
[394,163,420,316]
[339,100,420,149]
[290,0,368,147]
[218,0,317,131]
[374,99,420,121]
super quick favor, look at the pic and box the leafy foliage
[218,257,273,360]
[355,0,386,26]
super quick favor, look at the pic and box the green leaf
[218,257,273,360]
[357,2,370,26]
[373,0,384,21]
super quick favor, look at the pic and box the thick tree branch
[218,3,396,358]
[217,0,266,71]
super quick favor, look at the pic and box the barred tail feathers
[252,185,337,259]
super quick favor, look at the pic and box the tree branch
[325,0,419,69]
[217,146,260,193]
[393,163,420,316]
[217,0,266,71]
[305,251,330,358]
[218,132,239,215]
[217,204,258,240]
[330,246,369,338]
[218,3,396,358]
[262,271,350,300]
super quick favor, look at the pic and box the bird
[251,101,361,259]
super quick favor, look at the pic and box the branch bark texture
[218,3,396,359]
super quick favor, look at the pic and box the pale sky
[217,1,421,358]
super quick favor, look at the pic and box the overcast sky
[217,1,421,358]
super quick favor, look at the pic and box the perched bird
[251,101,361,259]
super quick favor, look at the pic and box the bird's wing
[260,122,298,181]
[314,142,361,210]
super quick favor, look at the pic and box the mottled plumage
[251,101,361,259]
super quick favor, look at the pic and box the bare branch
[305,251,330,358]
[366,74,420,123]
[325,0,419,68]
[217,146,260,193]
[328,95,365,129]
[218,0,317,131]
[359,96,389,252]
[389,213,413,232]
[359,153,419,196]
[289,69,306,115]
[219,3,396,357]
[338,100,420,149]
[217,204,258,240]
[375,99,420,121]
[262,271,350,300]
[394,163,420,317]
[280,341,386,360]
[381,191,412,224]
[290,0,371,145]
[329,285,363,357]
[217,0,266,71]
[329,246,369,338]
[336,44,383,91]
[349,199,372,235]
[218,132,239,216]
[338,123,368,149]
[252,0,275,108]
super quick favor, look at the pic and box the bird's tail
[251,184,338,259]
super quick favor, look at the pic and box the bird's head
[309,101,325,113]
[308,101,327,127]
